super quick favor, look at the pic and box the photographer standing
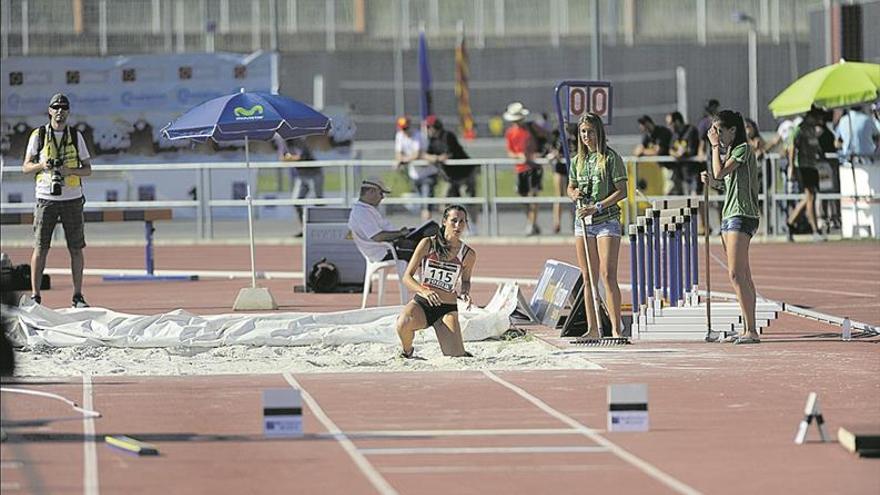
[21,93,92,307]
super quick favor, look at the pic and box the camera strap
[48,124,70,159]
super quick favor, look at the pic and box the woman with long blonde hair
[567,113,628,337]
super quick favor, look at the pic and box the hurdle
[0,209,197,282]
[627,199,781,341]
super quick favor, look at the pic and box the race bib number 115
[423,259,459,292]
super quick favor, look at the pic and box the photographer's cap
[49,93,70,108]
[361,177,391,194]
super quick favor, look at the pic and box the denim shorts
[720,216,759,237]
[574,218,621,238]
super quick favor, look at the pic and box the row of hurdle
[626,198,782,341]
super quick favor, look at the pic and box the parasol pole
[845,110,862,237]
[244,135,257,288]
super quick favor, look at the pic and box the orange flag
[455,28,476,140]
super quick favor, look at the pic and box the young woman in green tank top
[701,110,761,344]
[567,113,628,338]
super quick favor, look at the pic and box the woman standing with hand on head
[567,113,628,338]
[701,110,761,344]
[396,205,476,359]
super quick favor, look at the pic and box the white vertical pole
[823,0,832,65]
[771,0,780,44]
[325,0,335,52]
[475,0,485,48]
[675,66,688,120]
[401,0,410,50]
[99,0,107,55]
[759,0,770,34]
[270,51,279,93]
[429,0,439,33]
[591,0,600,79]
[252,0,261,52]
[151,0,161,33]
[696,0,707,46]
[313,74,324,110]
[550,0,559,47]
[1,0,8,58]
[164,0,173,52]
[287,0,298,32]
[175,0,185,53]
[748,27,758,123]
[269,0,278,51]
[245,135,257,288]
[21,0,29,56]
[494,0,504,36]
[219,0,230,33]
[393,0,404,117]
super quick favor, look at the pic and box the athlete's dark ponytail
[430,204,468,259]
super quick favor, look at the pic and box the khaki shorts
[33,197,86,250]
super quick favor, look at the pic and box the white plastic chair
[351,231,409,308]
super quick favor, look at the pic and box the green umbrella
[768,60,880,118]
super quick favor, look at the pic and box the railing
[0,154,868,240]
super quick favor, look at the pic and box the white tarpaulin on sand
[9,284,525,348]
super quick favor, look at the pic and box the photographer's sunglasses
[50,105,69,110]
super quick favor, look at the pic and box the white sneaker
[812,232,827,242]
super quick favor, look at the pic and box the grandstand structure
[2,0,877,141]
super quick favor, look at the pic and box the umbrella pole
[245,136,257,288]
[846,112,862,238]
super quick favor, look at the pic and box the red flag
[455,29,476,140]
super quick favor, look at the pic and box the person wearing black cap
[21,93,93,308]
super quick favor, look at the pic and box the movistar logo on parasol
[233,104,265,120]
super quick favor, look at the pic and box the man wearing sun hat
[348,177,438,263]
[504,102,542,236]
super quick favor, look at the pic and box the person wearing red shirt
[504,102,543,235]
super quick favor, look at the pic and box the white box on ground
[608,384,649,432]
[263,388,303,438]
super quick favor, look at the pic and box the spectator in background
[633,115,672,159]
[696,99,721,162]
[394,116,436,221]
[548,123,578,234]
[424,115,477,199]
[504,102,543,236]
[424,115,480,232]
[835,105,879,162]
[21,93,93,308]
[666,111,700,195]
[786,110,825,242]
[744,118,766,161]
[273,133,319,237]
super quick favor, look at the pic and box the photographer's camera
[48,158,64,196]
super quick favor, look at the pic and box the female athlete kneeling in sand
[396,205,475,358]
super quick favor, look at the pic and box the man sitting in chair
[348,177,438,263]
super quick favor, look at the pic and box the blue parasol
[162,90,330,307]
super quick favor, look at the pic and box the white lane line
[361,446,609,456]
[82,374,99,495]
[483,370,702,495]
[0,481,22,490]
[283,372,397,495]
[381,464,620,474]
[343,428,580,437]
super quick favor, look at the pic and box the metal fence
[1,0,832,56]
[1,154,863,240]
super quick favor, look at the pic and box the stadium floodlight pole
[590,0,601,79]
[734,11,759,123]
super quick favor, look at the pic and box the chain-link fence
[1,0,836,57]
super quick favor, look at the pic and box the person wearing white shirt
[21,93,93,308]
[394,116,437,220]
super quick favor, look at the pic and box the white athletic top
[348,200,396,262]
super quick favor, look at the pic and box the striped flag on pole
[455,22,476,140]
